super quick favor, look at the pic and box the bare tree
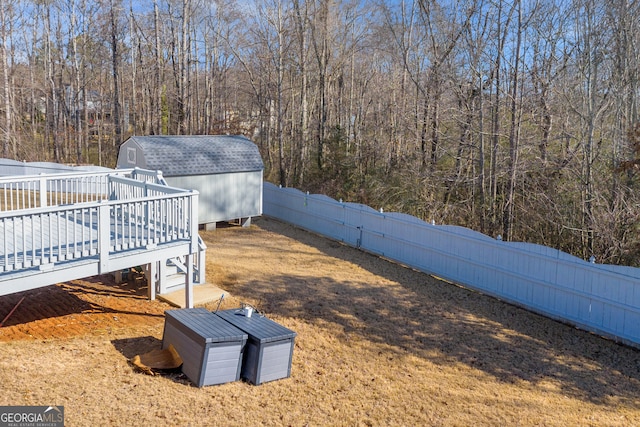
[571,0,612,258]
[67,0,84,163]
[502,0,525,241]
[292,0,310,185]
[0,0,638,263]
[309,0,331,170]
[153,0,163,134]
[0,0,14,158]
[109,0,123,150]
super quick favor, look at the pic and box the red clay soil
[0,273,168,341]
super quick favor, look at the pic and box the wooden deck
[0,169,205,308]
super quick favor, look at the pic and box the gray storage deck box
[215,309,296,385]
[162,308,247,387]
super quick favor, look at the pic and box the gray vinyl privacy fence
[263,182,640,348]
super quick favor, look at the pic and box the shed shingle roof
[124,135,264,177]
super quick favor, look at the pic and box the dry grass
[1,216,639,426]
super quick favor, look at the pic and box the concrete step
[158,283,228,308]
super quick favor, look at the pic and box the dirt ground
[0,217,639,426]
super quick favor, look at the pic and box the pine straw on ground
[0,217,639,426]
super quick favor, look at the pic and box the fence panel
[306,194,346,242]
[263,182,640,348]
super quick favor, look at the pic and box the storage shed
[117,135,264,229]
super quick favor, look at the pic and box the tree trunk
[503,0,523,241]
[0,1,12,158]
[153,0,162,135]
[110,0,122,150]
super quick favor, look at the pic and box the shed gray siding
[116,135,264,226]
[166,172,262,226]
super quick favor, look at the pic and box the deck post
[197,240,206,284]
[158,259,168,295]
[98,203,111,273]
[39,175,47,208]
[147,261,157,300]
[185,253,194,308]
[190,191,199,254]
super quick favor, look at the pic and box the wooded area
[0,0,639,265]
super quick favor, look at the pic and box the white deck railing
[0,168,172,212]
[0,169,201,306]
[0,203,100,271]
[1,171,114,211]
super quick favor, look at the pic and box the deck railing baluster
[161,199,166,242]
[114,203,120,250]
[12,217,17,268]
[127,203,131,248]
[48,211,52,264]
[72,209,77,257]
[3,218,7,270]
[38,213,42,261]
[36,213,39,264]
[85,208,90,255]
[49,180,54,207]
[21,216,26,267]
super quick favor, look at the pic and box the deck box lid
[165,308,247,343]
[215,309,297,343]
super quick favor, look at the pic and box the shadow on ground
[111,336,189,384]
[0,273,162,327]
[224,218,640,406]
[112,335,164,359]
[0,285,94,326]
